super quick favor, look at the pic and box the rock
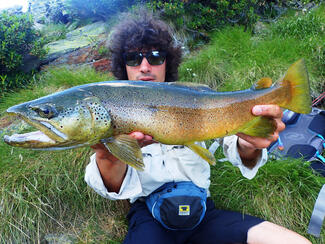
[93,58,111,72]
[28,0,69,24]
[42,21,109,64]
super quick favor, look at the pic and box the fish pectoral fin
[101,134,144,171]
[185,143,216,166]
[239,116,276,138]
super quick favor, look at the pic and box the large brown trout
[4,59,311,170]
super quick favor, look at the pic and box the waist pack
[268,107,325,163]
[145,181,207,230]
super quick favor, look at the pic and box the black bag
[268,107,325,174]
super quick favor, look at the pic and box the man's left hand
[236,105,285,166]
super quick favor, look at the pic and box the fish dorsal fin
[169,82,216,92]
[251,77,273,90]
[101,134,144,171]
[184,142,216,165]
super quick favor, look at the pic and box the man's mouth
[139,77,155,81]
[138,74,156,81]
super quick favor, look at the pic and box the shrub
[0,11,47,94]
[147,0,287,32]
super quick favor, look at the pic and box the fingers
[237,132,278,150]
[252,104,286,136]
[252,105,283,119]
[237,105,286,150]
[129,131,155,147]
[129,131,153,141]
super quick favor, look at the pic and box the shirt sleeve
[219,135,268,179]
[84,154,143,200]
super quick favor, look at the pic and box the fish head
[4,89,112,149]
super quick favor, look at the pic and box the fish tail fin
[279,59,311,114]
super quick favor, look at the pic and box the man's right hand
[90,132,155,193]
[91,132,155,159]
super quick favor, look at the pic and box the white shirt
[84,135,268,203]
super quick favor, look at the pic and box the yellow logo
[179,205,190,216]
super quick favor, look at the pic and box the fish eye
[30,104,57,119]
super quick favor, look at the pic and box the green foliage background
[0,12,47,95]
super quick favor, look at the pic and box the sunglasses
[123,50,167,66]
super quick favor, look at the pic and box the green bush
[147,0,285,32]
[0,11,47,94]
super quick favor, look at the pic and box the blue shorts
[123,198,264,244]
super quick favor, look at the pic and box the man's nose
[139,57,151,73]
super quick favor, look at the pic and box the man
[85,11,311,244]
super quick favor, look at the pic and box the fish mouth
[3,115,68,148]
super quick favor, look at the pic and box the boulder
[42,21,109,65]
[93,58,111,72]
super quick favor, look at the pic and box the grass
[1,4,325,243]
[210,148,325,244]
[179,4,325,95]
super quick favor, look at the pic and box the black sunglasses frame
[123,50,167,67]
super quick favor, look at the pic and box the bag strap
[315,134,325,163]
[308,184,325,237]
[208,139,220,155]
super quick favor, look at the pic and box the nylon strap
[307,184,325,237]
[208,140,220,154]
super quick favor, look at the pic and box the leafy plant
[0,11,47,94]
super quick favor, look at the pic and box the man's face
[125,50,166,82]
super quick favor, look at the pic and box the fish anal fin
[101,134,144,171]
[185,143,216,165]
[239,116,276,138]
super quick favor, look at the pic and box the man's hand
[91,132,156,161]
[236,105,285,167]
[91,132,155,192]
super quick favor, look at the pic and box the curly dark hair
[109,10,182,82]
